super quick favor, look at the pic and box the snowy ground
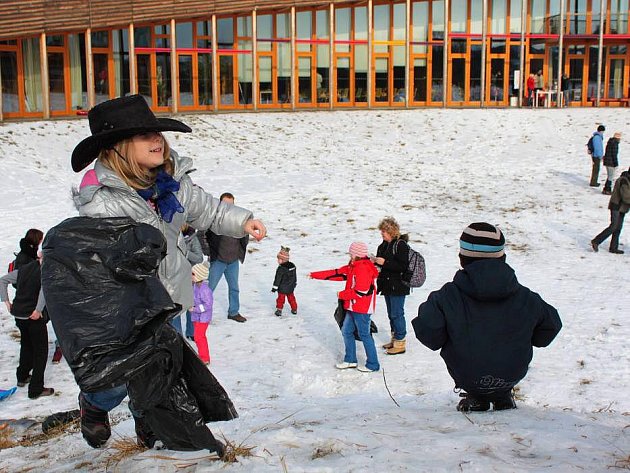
[0,107,629,472]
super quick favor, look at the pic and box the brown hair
[24,228,44,247]
[99,135,173,189]
[378,217,400,238]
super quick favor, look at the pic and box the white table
[534,89,556,108]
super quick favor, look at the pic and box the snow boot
[491,391,517,411]
[602,180,612,195]
[134,415,158,448]
[386,339,406,355]
[457,392,490,412]
[275,309,282,317]
[382,332,395,350]
[79,393,111,448]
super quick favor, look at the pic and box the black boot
[602,180,612,195]
[456,392,490,412]
[79,393,111,448]
[491,391,517,411]
[134,415,158,448]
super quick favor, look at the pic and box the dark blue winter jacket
[412,259,562,395]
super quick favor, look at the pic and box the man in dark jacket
[592,167,630,254]
[602,132,622,195]
[205,192,249,322]
[412,222,562,412]
[0,255,54,399]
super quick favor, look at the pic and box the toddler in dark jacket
[272,246,298,316]
[412,222,562,412]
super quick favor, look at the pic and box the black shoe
[291,310,298,315]
[29,387,55,399]
[134,415,157,448]
[492,393,517,411]
[591,240,599,252]
[274,309,282,317]
[42,409,80,434]
[590,182,601,187]
[457,392,490,412]
[79,393,111,448]
[609,249,625,254]
[228,314,247,323]
[17,375,32,387]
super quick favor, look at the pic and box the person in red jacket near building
[309,242,380,372]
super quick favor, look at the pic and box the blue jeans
[170,311,194,337]
[83,384,127,412]
[384,295,407,340]
[342,311,379,371]
[208,260,240,317]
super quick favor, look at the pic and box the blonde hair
[378,216,400,238]
[98,135,173,189]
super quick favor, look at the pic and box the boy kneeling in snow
[412,223,562,412]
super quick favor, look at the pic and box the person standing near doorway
[206,192,250,323]
[561,73,571,107]
[534,70,544,106]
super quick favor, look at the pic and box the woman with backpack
[373,217,410,355]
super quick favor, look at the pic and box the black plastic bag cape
[42,217,237,451]
[333,299,378,341]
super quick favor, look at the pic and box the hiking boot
[609,249,625,254]
[335,362,358,369]
[52,346,63,364]
[134,415,157,448]
[274,309,282,317]
[491,392,517,411]
[457,393,490,412]
[79,393,111,448]
[17,375,32,387]
[591,240,599,252]
[29,387,54,399]
[227,314,247,323]
[357,365,379,373]
[291,309,298,315]
[386,339,406,355]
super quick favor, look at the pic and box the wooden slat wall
[0,0,353,40]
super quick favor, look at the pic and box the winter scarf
[137,170,184,223]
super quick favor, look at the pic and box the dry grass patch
[221,435,256,463]
[105,437,148,469]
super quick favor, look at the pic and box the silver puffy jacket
[74,151,253,308]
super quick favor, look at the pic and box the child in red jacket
[309,242,380,372]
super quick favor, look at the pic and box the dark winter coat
[41,217,237,451]
[206,230,248,264]
[609,170,630,214]
[412,259,562,395]
[14,238,38,270]
[603,137,620,168]
[376,236,411,296]
[273,262,297,294]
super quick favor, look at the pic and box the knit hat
[192,263,209,282]
[348,241,369,259]
[277,246,290,262]
[459,222,505,267]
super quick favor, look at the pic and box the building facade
[0,0,628,120]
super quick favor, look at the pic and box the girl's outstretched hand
[244,219,267,241]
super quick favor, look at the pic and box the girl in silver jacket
[69,95,266,450]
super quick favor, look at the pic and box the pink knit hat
[348,242,369,258]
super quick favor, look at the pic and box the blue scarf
[137,170,184,223]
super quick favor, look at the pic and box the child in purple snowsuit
[191,263,213,364]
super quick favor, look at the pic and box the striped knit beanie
[277,246,290,262]
[192,263,209,282]
[348,241,369,259]
[459,222,505,267]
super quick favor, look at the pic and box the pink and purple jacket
[191,281,213,323]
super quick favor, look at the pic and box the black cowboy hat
[71,95,192,172]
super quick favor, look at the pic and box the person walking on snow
[310,242,380,373]
[592,166,630,254]
[272,246,298,316]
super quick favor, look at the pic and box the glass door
[136,53,154,106]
